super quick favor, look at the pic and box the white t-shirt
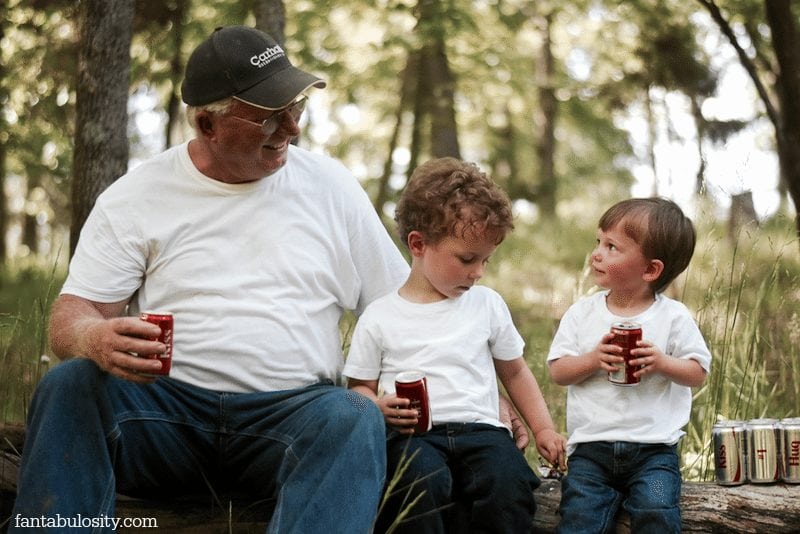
[343,286,525,428]
[62,142,409,393]
[547,291,712,455]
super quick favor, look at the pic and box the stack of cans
[712,417,800,485]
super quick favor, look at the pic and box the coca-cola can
[779,417,800,483]
[395,371,432,434]
[608,321,642,386]
[712,421,748,485]
[139,311,173,376]
[746,418,781,483]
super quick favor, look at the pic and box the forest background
[1,0,799,483]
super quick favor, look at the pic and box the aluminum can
[395,371,432,434]
[139,311,173,376]
[607,321,642,386]
[712,421,747,485]
[746,418,780,483]
[779,417,800,483]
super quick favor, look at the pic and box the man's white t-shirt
[343,286,525,429]
[547,291,712,455]
[62,142,409,393]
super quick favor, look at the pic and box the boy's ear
[643,259,664,283]
[407,231,427,257]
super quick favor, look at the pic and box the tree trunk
[416,0,460,160]
[254,0,286,45]
[0,0,8,263]
[375,54,418,215]
[164,0,187,149]
[535,12,557,218]
[71,0,134,256]
[645,86,659,196]
[764,0,800,243]
[729,191,759,242]
[425,40,460,158]
[691,96,708,196]
[407,51,427,184]
[697,0,800,245]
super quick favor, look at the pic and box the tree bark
[535,12,557,218]
[375,54,418,215]
[254,0,286,45]
[697,0,800,243]
[0,0,8,262]
[164,0,187,149]
[71,0,134,256]
[764,0,800,242]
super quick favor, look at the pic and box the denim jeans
[376,423,540,534]
[10,359,386,534]
[557,441,682,534]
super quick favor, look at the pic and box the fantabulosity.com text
[14,513,158,530]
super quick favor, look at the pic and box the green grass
[0,264,64,423]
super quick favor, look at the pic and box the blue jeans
[376,423,540,534]
[557,441,682,534]
[10,359,386,533]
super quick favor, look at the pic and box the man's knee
[33,358,104,401]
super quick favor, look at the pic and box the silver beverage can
[779,417,800,483]
[712,421,747,485]
[746,418,780,483]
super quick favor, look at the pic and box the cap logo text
[250,45,285,68]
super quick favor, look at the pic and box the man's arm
[49,294,165,382]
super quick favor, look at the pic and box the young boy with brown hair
[344,157,565,533]
[547,197,712,533]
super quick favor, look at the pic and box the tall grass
[681,217,800,480]
[0,264,64,424]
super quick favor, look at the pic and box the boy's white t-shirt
[343,285,525,428]
[547,291,712,455]
[62,142,409,393]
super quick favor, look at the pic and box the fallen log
[2,423,800,532]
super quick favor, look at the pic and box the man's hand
[49,295,165,383]
[499,394,530,450]
[82,316,166,382]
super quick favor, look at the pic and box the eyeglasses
[228,96,308,136]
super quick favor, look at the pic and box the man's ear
[197,114,214,136]
[407,231,427,258]
[643,259,664,283]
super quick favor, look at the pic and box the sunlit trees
[697,0,800,241]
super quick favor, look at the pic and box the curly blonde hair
[395,157,514,247]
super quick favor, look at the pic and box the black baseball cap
[181,26,326,110]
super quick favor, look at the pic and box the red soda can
[779,418,800,483]
[746,418,780,483]
[395,371,432,434]
[608,321,642,386]
[139,311,173,376]
[712,421,748,485]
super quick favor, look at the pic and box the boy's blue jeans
[10,359,386,534]
[377,423,540,534]
[557,441,682,534]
